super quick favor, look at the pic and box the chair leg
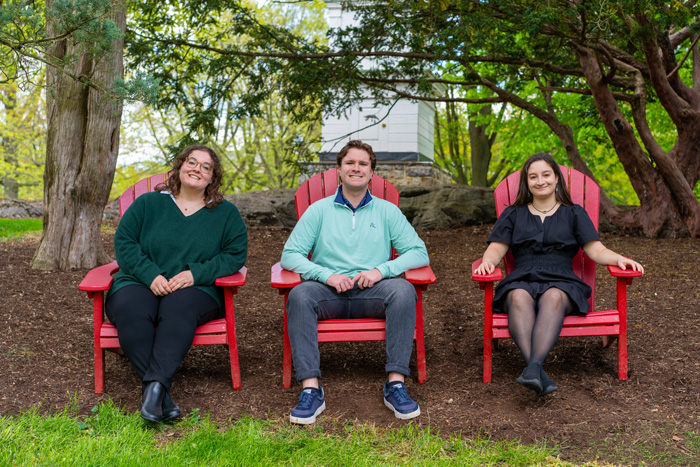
[415,286,426,384]
[618,330,628,380]
[482,283,494,383]
[223,288,242,390]
[226,337,242,391]
[283,298,293,389]
[93,293,106,394]
[95,348,105,394]
[483,338,493,384]
[616,277,630,379]
[416,336,427,385]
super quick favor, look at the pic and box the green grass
[578,422,700,467]
[0,218,42,242]
[0,400,594,466]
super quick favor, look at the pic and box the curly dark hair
[513,152,574,207]
[155,144,224,208]
[336,140,377,170]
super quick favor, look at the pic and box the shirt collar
[334,187,373,212]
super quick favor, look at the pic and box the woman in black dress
[474,153,643,396]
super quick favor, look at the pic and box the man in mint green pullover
[281,140,429,425]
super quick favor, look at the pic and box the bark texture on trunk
[576,32,700,237]
[469,104,492,187]
[32,3,125,270]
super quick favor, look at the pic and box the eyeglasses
[184,156,213,174]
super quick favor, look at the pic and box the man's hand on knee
[352,268,382,290]
[326,274,354,293]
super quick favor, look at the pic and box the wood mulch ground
[0,225,698,465]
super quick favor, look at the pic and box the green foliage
[123,0,326,193]
[0,218,43,241]
[127,0,327,132]
[0,400,579,466]
[0,79,46,200]
[47,0,121,58]
[124,0,700,210]
[113,73,161,106]
[434,100,471,184]
[433,84,640,203]
[1,0,159,102]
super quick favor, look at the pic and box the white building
[319,1,438,164]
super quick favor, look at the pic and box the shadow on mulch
[0,226,698,465]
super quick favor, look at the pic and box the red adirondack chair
[271,169,436,388]
[472,166,643,383]
[78,173,247,394]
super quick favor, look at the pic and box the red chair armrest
[471,258,503,282]
[271,262,302,289]
[215,266,248,287]
[79,260,119,292]
[607,265,643,278]
[405,266,436,285]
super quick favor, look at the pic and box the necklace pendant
[531,202,557,214]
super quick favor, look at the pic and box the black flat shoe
[516,363,543,393]
[162,391,182,422]
[140,381,165,423]
[536,369,558,397]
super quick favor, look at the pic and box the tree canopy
[127,0,700,236]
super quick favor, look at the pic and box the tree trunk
[445,100,468,184]
[32,2,125,270]
[469,104,492,187]
[576,43,698,237]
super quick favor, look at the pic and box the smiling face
[527,159,558,201]
[338,147,373,194]
[178,149,214,193]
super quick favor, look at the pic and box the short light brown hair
[336,140,376,170]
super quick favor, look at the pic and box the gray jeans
[286,278,417,381]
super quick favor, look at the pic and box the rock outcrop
[225,189,297,228]
[0,199,43,218]
[398,185,496,229]
[225,185,497,230]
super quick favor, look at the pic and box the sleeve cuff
[376,264,390,279]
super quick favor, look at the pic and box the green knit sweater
[107,191,248,310]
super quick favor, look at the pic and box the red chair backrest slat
[493,166,600,310]
[295,169,400,218]
[118,173,168,216]
[322,170,340,196]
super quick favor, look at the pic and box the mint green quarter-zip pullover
[280,188,429,283]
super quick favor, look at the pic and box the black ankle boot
[162,391,182,422]
[516,362,543,392]
[140,381,165,423]
[536,369,558,397]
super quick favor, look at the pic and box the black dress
[488,204,600,316]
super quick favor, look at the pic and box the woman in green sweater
[106,144,247,423]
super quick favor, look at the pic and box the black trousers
[105,285,219,391]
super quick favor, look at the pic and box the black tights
[506,288,572,367]
[105,285,219,391]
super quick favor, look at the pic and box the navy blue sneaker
[383,381,420,419]
[290,386,326,425]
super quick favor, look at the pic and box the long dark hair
[156,144,224,208]
[513,152,574,207]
